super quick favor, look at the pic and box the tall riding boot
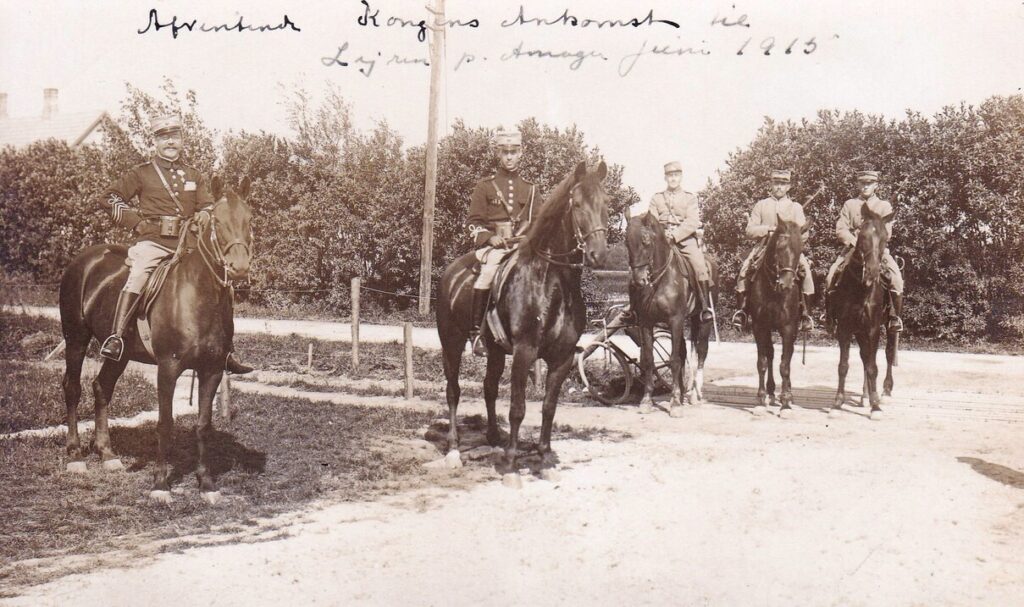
[888,292,904,332]
[100,291,140,361]
[470,288,490,357]
[223,286,254,374]
[731,292,748,332]
[697,281,714,322]
[799,293,814,332]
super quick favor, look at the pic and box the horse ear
[239,176,252,199]
[574,161,588,182]
[211,175,224,201]
[597,160,608,180]
[883,210,896,223]
[802,216,813,233]
[860,204,878,220]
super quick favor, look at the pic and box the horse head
[769,218,804,292]
[209,175,254,281]
[568,161,610,267]
[625,213,658,287]
[856,204,893,290]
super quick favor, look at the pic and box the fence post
[351,277,360,374]
[307,342,314,373]
[220,374,232,421]
[404,322,414,399]
[534,359,544,389]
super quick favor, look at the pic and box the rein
[532,182,605,268]
[195,196,252,288]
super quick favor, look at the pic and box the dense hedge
[700,97,1024,342]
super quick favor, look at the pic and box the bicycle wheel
[577,341,633,405]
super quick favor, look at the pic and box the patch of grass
[0,312,62,359]
[0,392,442,591]
[0,361,156,434]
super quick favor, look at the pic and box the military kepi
[770,169,791,183]
[494,129,522,147]
[663,161,682,174]
[856,170,880,183]
[150,114,182,136]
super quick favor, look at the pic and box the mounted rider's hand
[487,234,507,248]
[196,210,212,229]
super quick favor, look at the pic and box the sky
[2,0,1023,202]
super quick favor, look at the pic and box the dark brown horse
[437,162,609,474]
[625,213,715,417]
[828,205,897,420]
[58,176,253,502]
[744,218,808,418]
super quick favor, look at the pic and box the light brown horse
[58,176,253,502]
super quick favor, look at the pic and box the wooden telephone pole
[418,0,446,315]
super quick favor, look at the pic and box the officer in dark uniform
[98,113,251,373]
[466,129,539,356]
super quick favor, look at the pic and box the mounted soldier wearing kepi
[824,170,904,332]
[97,113,252,373]
[466,128,540,356]
[648,161,714,322]
[732,169,815,331]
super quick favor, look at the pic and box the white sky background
[2,0,1023,203]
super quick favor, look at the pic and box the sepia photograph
[1,0,1022,604]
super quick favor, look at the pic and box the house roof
[0,110,110,148]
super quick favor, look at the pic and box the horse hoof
[502,473,523,489]
[66,461,88,474]
[444,450,464,469]
[870,410,884,421]
[669,406,685,419]
[149,490,173,504]
[828,408,842,419]
[102,458,124,472]
[200,491,223,506]
[540,468,562,482]
[751,405,767,416]
[639,402,654,415]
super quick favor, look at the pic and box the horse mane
[521,171,574,247]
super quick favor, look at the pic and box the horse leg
[668,320,687,418]
[62,334,89,469]
[830,329,852,417]
[483,348,506,447]
[858,332,883,420]
[690,317,709,405]
[765,333,777,407]
[883,327,896,397]
[92,357,129,470]
[504,345,536,474]
[194,369,223,503]
[638,326,656,414]
[151,359,183,500]
[778,328,796,418]
[537,354,573,466]
[753,328,770,415]
[440,342,464,452]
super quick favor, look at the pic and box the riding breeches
[675,239,711,284]
[473,246,507,289]
[124,241,175,294]
[736,248,814,295]
[826,248,903,294]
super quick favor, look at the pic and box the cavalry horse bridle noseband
[533,181,606,268]
[196,196,253,287]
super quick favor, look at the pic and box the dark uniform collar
[153,155,184,170]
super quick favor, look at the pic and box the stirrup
[731,310,747,332]
[700,309,714,322]
[99,335,125,362]
[471,334,488,357]
[888,316,904,332]
[800,314,814,332]
[225,353,254,374]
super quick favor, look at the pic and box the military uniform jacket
[746,196,809,243]
[836,195,893,247]
[101,156,215,248]
[649,188,700,243]
[467,166,538,247]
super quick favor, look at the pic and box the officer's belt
[143,215,185,237]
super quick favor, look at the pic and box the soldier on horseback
[466,129,540,357]
[824,170,904,332]
[97,113,252,373]
[732,169,815,331]
[649,161,714,322]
